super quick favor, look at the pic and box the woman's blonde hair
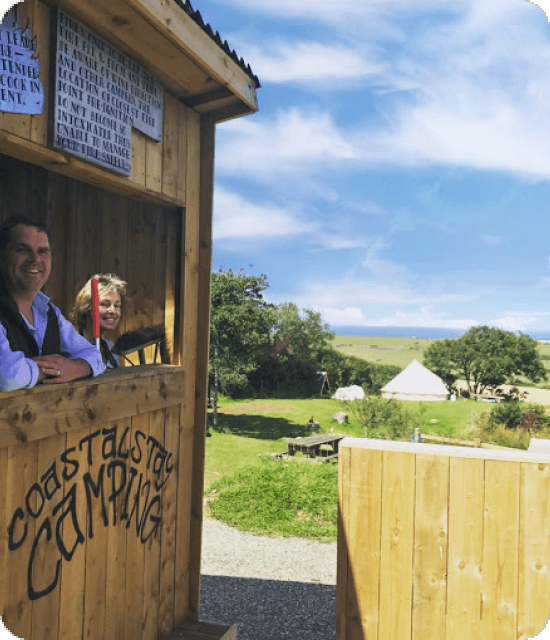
[71,274,127,334]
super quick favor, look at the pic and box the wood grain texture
[2,440,39,639]
[347,447,382,640]
[0,367,184,449]
[446,457,484,640]
[187,113,216,623]
[518,462,550,638]
[412,454,449,640]
[158,403,180,636]
[336,446,350,640]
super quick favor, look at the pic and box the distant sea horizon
[331,325,550,341]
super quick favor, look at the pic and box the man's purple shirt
[0,291,106,391]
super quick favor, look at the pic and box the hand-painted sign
[0,6,43,114]
[52,9,164,176]
[7,425,174,601]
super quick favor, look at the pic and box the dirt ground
[456,381,550,406]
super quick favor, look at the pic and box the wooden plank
[518,461,550,638]
[130,130,147,187]
[100,192,130,338]
[124,412,149,640]
[446,457,484,640]
[335,446,350,640]
[2,2,34,139]
[412,454,449,640]
[153,210,168,337]
[339,437,550,466]
[183,113,206,620]
[346,448,382,640]
[177,104,188,205]
[187,113,214,622]
[0,446,6,616]
[50,0,213,97]
[0,368,184,449]
[126,200,157,362]
[43,170,69,312]
[1,156,30,219]
[2,440,38,639]
[163,209,181,364]
[126,0,258,112]
[481,460,520,639]
[104,416,132,640]
[162,93,180,199]
[0,130,184,206]
[83,427,109,640]
[58,427,89,640]
[30,0,51,147]
[141,408,164,640]
[173,402,194,624]
[145,137,163,194]
[72,182,103,301]
[30,433,67,640]
[378,450,415,640]
[158,403,180,636]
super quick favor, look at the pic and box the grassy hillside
[332,335,438,369]
[333,335,550,387]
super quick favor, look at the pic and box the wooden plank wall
[3,0,190,207]
[0,369,190,640]
[337,445,550,640]
[0,153,182,363]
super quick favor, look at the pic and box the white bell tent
[381,359,449,401]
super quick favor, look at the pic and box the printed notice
[0,7,43,114]
[53,9,164,176]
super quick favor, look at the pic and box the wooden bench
[287,433,344,458]
[160,621,237,640]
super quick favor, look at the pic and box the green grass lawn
[204,394,488,541]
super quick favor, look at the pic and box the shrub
[350,396,425,440]
[489,401,550,430]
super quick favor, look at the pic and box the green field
[205,335,550,540]
[333,334,550,387]
[332,335,438,368]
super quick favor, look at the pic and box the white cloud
[487,311,550,333]
[216,109,355,178]
[213,187,314,242]
[233,41,384,85]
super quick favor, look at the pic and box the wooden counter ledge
[0,365,184,450]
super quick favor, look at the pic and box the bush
[350,396,425,440]
[488,401,550,430]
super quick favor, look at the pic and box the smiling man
[0,215,106,391]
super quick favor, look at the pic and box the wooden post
[188,113,215,622]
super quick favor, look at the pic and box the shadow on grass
[208,413,313,440]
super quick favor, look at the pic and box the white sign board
[53,9,163,176]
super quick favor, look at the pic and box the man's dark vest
[0,295,61,357]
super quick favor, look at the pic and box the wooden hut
[0,0,259,638]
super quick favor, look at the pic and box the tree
[249,303,336,396]
[423,325,547,397]
[209,269,276,417]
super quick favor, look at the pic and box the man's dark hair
[0,215,49,253]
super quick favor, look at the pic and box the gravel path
[200,518,337,640]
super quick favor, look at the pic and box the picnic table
[287,434,345,460]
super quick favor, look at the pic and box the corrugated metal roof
[173,0,261,88]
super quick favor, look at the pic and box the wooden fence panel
[338,439,550,640]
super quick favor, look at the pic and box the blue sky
[203,0,550,335]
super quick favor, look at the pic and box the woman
[71,274,127,368]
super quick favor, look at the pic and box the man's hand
[32,355,92,384]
